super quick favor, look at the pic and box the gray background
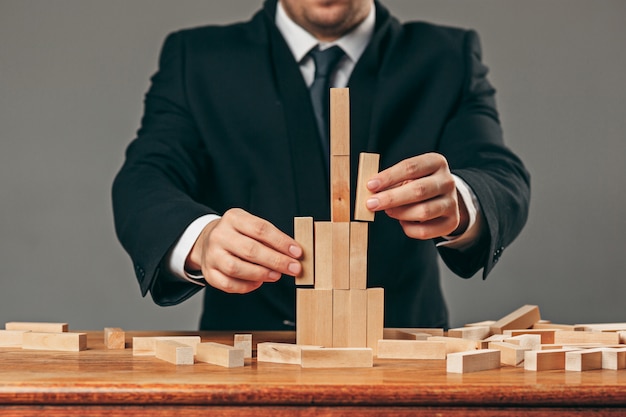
[1,1,624,330]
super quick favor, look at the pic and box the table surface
[1,331,625,416]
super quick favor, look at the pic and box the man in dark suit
[112,0,530,330]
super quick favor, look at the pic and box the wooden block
[300,347,373,368]
[22,332,87,352]
[483,334,508,343]
[427,336,477,354]
[296,289,333,346]
[314,222,333,289]
[601,347,626,370]
[330,88,350,156]
[333,289,367,347]
[488,341,529,367]
[532,322,584,331]
[386,328,444,338]
[293,217,314,286]
[565,349,603,371]
[104,327,125,350]
[553,330,620,345]
[448,326,492,340]
[234,334,252,358]
[447,349,501,374]
[490,305,541,335]
[366,288,384,355]
[503,329,557,344]
[575,323,626,332]
[0,330,30,347]
[331,155,351,223]
[465,320,496,327]
[331,222,350,289]
[524,348,575,371]
[349,222,368,289]
[196,342,244,368]
[620,331,626,344]
[155,340,194,365]
[6,322,68,333]
[377,340,447,360]
[354,153,380,221]
[383,329,431,341]
[132,336,201,356]
[504,334,542,351]
[256,342,322,365]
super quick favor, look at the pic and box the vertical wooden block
[300,347,373,368]
[601,347,626,370]
[6,322,68,333]
[296,289,333,346]
[132,336,201,356]
[294,217,314,286]
[366,288,384,355]
[349,222,368,289]
[565,349,603,371]
[155,340,194,365]
[0,330,30,347]
[234,334,252,359]
[314,222,333,289]
[256,342,322,365]
[22,332,87,352]
[447,326,492,340]
[354,153,380,221]
[332,222,350,289]
[196,342,244,368]
[446,349,501,373]
[331,155,351,222]
[377,340,447,359]
[524,348,574,371]
[490,305,541,335]
[333,289,367,347]
[330,88,350,156]
[104,327,125,350]
[488,341,530,367]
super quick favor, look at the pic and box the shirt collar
[275,1,375,63]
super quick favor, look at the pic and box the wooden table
[1,331,625,416]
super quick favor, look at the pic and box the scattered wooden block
[331,222,350,289]
[300,347,373,368]
[553,331,620,345]
[427,336,477,354]
[331,155,351,223]
[524,348,575,371]
[330,88,350,156]
[383,329,431,341]
[6,322,68,333]
[465,320,496,328]
[132,336,201,356]
[354,153,380,221]
[483,334,508,343]
[565,349,603,371]
[293,217,314,286]
[488,341,530,367]
[366,288,384,355]
[196,342,244,368]
[22,332,87,352]
[104,327,125,350]
[601,347,626,370]
[503,329,558,344]
[296,288,333,346]
[333,289,367,347]
[377,340,447,360]
[532,322,584,331]
[448,326,492,341]
[0,330,30,347]
[447,349,501,374]
[314,222,333,289]
[490,305,541,335]
[256,342,322,365]
[349,222,368,289]
[155,340,194,365]
[575,323,626,332]
[234,334,252,359]
[386,328,444,338]
[504,334,542,351]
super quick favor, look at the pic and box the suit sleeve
[437,30,531,279]
[112,32,214,305]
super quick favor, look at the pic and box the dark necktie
[308,45,345,169]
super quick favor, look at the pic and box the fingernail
[366,198,379,210]
[288,262,301,275]
[269,271,281,280]
[367,179,380,190]
[289,245,302,257]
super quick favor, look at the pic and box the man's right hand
[185,208,303,294]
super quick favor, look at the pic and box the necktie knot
[309,45,345,79]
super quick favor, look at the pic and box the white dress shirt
[166,0,482,283]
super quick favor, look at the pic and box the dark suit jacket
[112,0,530,330]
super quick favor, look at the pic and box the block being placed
[354,153,380,222]
[447,349,501,374]
[234,334,252,359]
[490,305,541,335]
[155,340,194,365]
[196,342,244,368]
[300,347,373,368]
[132,336,201,356]
[22,332,87,352]
[256,342,322,365]
[293,217,314,286]
[377,339,446,360]
[0,330,30,347]
[6,322,68,333]
[104,327,125,350]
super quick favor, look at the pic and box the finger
[385,195,457,223]
[208,246,286,283]
[367,176,445,212]
[399,216,460,240]
[367,153,445,192]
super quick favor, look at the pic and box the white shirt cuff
[436,175,482,251]
[165,214,221,285]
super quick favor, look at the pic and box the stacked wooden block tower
[293,88,383,355]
